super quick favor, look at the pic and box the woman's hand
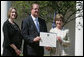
[57,36,62,43]
[15,48,21,56]
[10,44,21,56]
[45,46,51,51]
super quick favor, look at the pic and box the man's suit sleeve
[44,20,47,32]
[41,19,47,32]
[21,19,34,44]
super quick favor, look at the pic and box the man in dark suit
[21,3,47,56]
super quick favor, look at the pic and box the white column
[1,1,11,55]
[75,1,83,56]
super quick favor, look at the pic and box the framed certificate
[39,32,57,47]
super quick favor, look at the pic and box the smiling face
[8,7,17,19]
[55,14,64,28]
[10,9,17,19]
[56,19,63,28]
[31,4,39,18]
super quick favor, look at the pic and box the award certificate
[39,32,57,47]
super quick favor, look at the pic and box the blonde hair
[55,14,64,22]
[7,7,18,19]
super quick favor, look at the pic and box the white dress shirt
[31,14,40,32]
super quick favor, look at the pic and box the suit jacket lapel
[30,16,39,33]
[38,18,41,32]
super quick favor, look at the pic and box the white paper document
[39,32,57,47]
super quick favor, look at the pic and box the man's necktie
[35,19,40,32]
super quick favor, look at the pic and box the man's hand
[33,36,41,42]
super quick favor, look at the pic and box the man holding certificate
[21,3,47,56]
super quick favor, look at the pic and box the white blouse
[49,27,70,56]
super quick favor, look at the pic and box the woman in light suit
[46,14,70,56]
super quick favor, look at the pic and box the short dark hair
[31,3,39,10]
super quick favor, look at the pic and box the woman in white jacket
[46,14,70,56]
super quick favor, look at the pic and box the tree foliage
[11,1,83,26]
